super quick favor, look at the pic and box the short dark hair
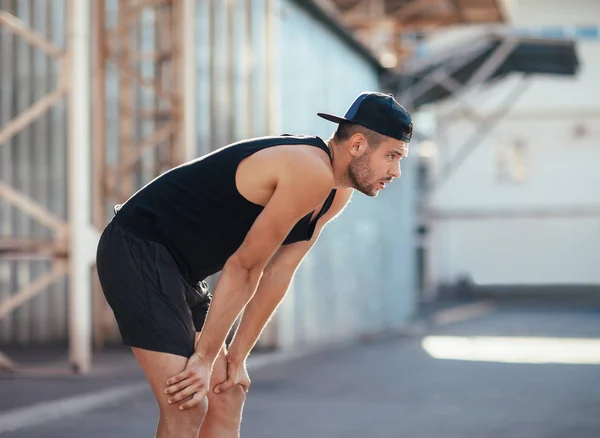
[333,122,386,147]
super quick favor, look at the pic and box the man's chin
[356,187,378,197]
[351,181,379,197]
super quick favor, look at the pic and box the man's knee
[208,385,246,422]
[160,395,209,430]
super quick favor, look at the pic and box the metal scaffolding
[0,0,196,373]
[0,0,94,373]
[91,0,196,350]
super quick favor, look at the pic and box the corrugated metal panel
[0,0,68,346]
[195,0,273,152]
[196,0,275,290]
[0,0,417,349]
[0,0,276,346]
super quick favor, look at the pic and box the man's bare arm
[193,151,334,364]
[226,188,353,365]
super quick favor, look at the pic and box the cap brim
[317,112,349,124]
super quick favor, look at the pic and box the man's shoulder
[281,144,333,181]
[228,133,325,149]
[246,138,332,177]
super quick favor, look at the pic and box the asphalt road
[3,304,600,438]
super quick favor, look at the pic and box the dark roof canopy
[389,32,580,108]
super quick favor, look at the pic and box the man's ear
[348,133,367,157]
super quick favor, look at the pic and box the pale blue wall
[277,1,381,138]
[273,0,419,350]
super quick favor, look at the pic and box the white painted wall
[424,0,600,288]
[509,0,600,26]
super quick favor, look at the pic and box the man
[96,91,412,438]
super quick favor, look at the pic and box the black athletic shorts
[96,218,211,358]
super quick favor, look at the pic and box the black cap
[317,91,413,143]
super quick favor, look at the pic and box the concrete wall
[422,0,600,291]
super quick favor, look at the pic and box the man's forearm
[194,258,262,364]
[226,267,293,364]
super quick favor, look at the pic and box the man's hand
[214,358,251,394]
[165,353,212,410]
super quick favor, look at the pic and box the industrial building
[0,0,584,375]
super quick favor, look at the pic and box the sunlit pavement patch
[422,336,600,364]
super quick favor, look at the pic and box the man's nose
[389,163,401,179]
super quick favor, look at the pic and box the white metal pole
[264,0,279,135]
[182,0,197,161]
[68,0,95,374]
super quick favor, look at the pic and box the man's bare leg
[132,347,208,438]
[197,338,247,437]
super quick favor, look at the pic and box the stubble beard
[346,152,377,197]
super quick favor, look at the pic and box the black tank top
[114,134,337,284]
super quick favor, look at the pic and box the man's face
[346,137,409,197]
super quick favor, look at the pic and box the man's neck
[326,139,351,189]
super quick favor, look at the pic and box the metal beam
[415,36,523,193]
[398,40,492,106]
[68,0,95,374]
[0,238,67,258]
[433,35,520,118]
[0,86,67,146]
[393,0,434,21]
[182,0,197,161]
[0,183,67,236]
[245,0,255,140]
[0,262,68,319]
[91,0,108,350]
[0,5,74,362]
[431,77,530,190]
[428,69,463,93]
[0,11,65,57]
[0,11,68,147]
[466,36,518,88]
[266,0,278,134]
[105,123,175,194]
